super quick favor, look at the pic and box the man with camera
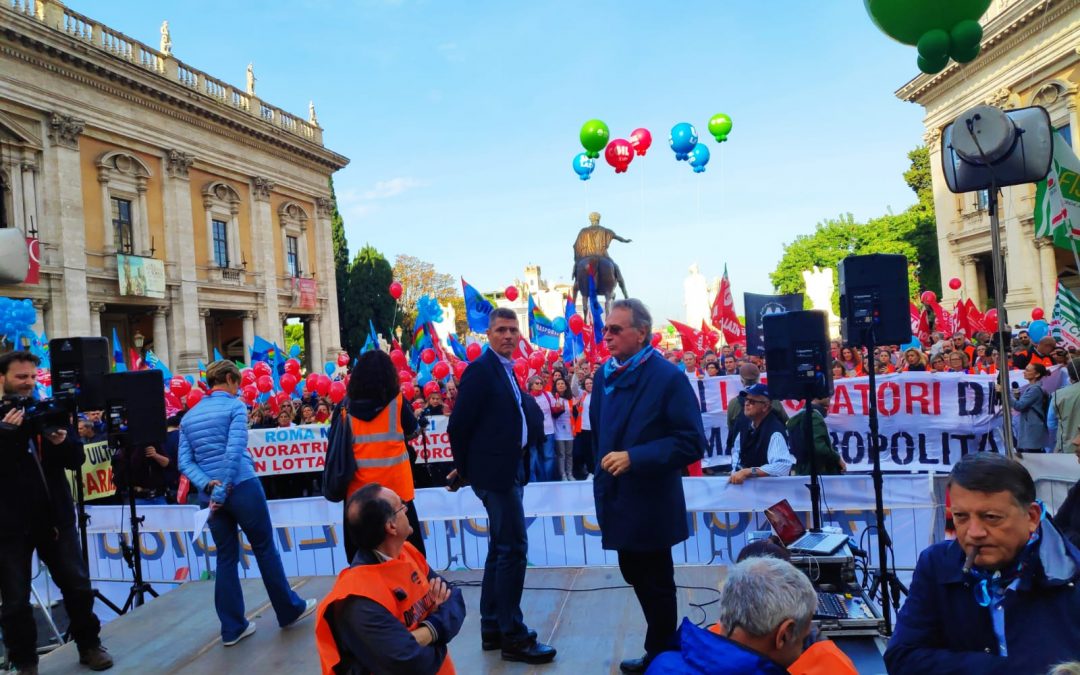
[0,351,113,673]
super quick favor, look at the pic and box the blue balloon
[689,143,711,173]
[185,375,196,385]
[324,361,336,376]
[572,153,595,181]
[669,123,698,161]
[1028,319,1049,342]
[552,317,568,333]
[289,344,301,358]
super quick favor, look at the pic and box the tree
[769,146,941,311]
[329,179,350,349]
[284,323,305,362]
[391,254,461,342]
[341,244,396,356]
[448,296,469,336]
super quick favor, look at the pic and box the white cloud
[338,176,426,220]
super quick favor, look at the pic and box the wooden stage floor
[39,566,886,674]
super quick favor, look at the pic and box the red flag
[711,265,746,345]
[909,302,921,337]
[929,301,954,336]
[965,299,987,334]
[669,320,704,356]
[24,237,39,285]
[129,348,145,371]
[512,335,533,361]
[918,309,931,347]
[700,320,720,351]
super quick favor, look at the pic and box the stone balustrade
[4,0,323,144]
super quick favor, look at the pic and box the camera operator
[0,351,113,673]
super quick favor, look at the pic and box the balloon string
[640,159,645,235]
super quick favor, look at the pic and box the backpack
[321,402,356,503]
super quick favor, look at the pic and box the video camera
[0,394,73,435]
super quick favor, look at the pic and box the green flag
[1051,279,1080,350]
[1033,130,1080,250]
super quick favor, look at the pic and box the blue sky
[86,1,927,321]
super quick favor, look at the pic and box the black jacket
[1056,481,1080,550]
[448,349,543,491]
[0,416,83,537]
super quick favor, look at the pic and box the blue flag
[562,297,584,363]
[30,331,50,370]
[462,278,495,333]
[213,347,224,362]
[588,273,605,345]
[145,349,173,381]
[528,295,561,350]
[111,327,127,372]
[447,334,468,361]
[251,336,276,363]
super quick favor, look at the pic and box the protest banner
[689,371,1005,471]
[248,424,329,476]
[67,439,116,501]
[409,415,453,464]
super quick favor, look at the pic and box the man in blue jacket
[884,452,1080,674]
[591,299,707,673]
[179,360,316,647]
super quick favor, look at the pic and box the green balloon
[916,29,950,61]
[708,113,733,143]
[949,20,983,63]
[864,0,990,46]
[917,53,949,75]
[580,119,610,159]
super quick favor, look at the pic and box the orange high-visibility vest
[346,395,415,502]
[314,542,455,675]
[1029,352,1053,368]
[707,625,856,674]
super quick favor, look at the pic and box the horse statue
[571,212,631,323]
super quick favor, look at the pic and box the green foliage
[770,146,941,310]
[284,324,305,362]
[391,254,461,346]
[342,244,396,356]
[329,179,350,349]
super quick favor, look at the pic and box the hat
[739,383,771,400]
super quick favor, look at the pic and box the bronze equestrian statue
[571,212,630,322]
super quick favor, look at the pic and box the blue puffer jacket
[178,390,256,504]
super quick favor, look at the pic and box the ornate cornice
[47,112,84,149]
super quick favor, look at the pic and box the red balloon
[513,358,528,378]
[604,139,634,174]
[505,285,519,302]
[651,332,663,348]
[329,381,346,404]
[432,362,450,380]
[453,361,468,378]
[305,372,320,391]
[466,343,482,361]
[284,359,301,376]
[400,383,415,401]
[280,373,298,394]
[169,376,191,398]
[412,400,424,412]
[316,375,331,397]
[423,381,440,398]
[528,352,545,370]
[920,290,938,305]
[164,390,183,413]
[253,361,272,377]
[268,397,280,416]
[256,375,273,393]
[242,385,258,403]
[240,369,256,386]
[629,128,653,156]
[948,278,962,291]
[275,391,290,405]
[390,349,407,369]
[984,308,1000,332]
[337,352,350,367]
[421,348,437,365]
[186,389,205,409]
[1032,307,1045,321]
[546,350,559,364]
[568,314,585,335]
[398,369,413,384]
[389,281,403,300]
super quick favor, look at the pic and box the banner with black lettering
[67,439,116,501]
[410,415,452,464]
[688,372,1005,471]
[248,424,329,476]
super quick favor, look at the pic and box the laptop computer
[763,499,848,555]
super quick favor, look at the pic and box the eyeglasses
[602,325,625,335]
[393,504,408,518]
[744,399,768,407]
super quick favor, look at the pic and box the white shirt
[552,397,573,441]
[731,424,795,476]
[532,391,556,436]
[580,393,592,432]
[495,352,529,449]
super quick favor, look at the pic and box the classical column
[152,306,170,367]
[45,113,90,336]
[89,302,105,337]
[307,314,323,371]
[252,176,281,345]
[960,255,980,303]
[198,309,210,362]
[229,204,241,269]
[163,148,201,373]
[1036,237,1059,310]
[241,311,255,366]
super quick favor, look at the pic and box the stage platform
[39,566,886,674]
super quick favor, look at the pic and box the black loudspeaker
[103,370,166,449]
[49,337,109,410]
[838,254,913,346]
[763,310,832,400]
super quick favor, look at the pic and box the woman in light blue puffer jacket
[179,360,316,646]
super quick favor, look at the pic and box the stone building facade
[0,0,348,372]
[896,0,1080,321]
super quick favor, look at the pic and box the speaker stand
[802,395,822,532]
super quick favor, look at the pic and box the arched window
[278,201,309,278]
[95,151,153,256]
[201,181,242,278]
[1031,80,1077,148]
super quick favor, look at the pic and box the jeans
[206,478,306,641]
[555,439,574,480]
[572,430,594,479]
[530,434,557,482]
[618,549,677,656]
[473,483,528,641]
[0,527,101,667]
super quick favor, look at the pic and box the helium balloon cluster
[0,297,36,345]
[667,113,732,174]
[572,120,652,180]
[864,0,991,74]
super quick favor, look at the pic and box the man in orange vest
[316,483,465,674]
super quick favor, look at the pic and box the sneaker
[223,622,256,647]
[78,645,113,671]
[283,598,317,628]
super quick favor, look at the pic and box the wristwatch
[750,467,760,477]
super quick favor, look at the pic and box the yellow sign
[67,440,116,501]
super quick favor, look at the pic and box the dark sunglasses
[602,325,625,335]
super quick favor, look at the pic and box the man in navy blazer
[590,299,706,673]
[447,307,555,665]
